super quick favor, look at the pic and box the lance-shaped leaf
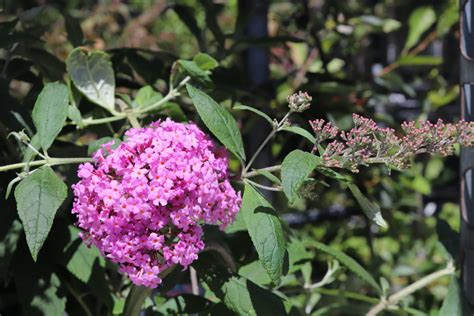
[193,53,219,71]
[241,184,286,285]
[281,125,316,143]
[186,85,246,162]
[32,83,69,151]
[281,150,321,203]
[439,276,462,316]
[66,48,115,112]
[14,166,67,261]
[234,104,273,125]
[404,6,436,52]
[348,183,388,228]
[305,240,382,294]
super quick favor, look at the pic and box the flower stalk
[366,262,455,316]
[77,76,191,128]
[0,157,92,172]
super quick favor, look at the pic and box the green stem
[122,285,152,316]
[74,76,191,127]
[122,267,175,316]
[0,157,92,172]
[245,179,282,192]
[243,165,282,178]
[125,110,141,129]
[312,288,379,304]
[134,76,191,115]
[242,110,293,175]
[81,115,126,126]
[366,262,455,316]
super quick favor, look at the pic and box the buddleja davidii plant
[0,46,470,316]
[0,48,219,315]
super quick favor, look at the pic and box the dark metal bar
[460,0,474,306]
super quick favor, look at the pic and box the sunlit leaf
[281,126,316,144]
[348,183,388,228]
[241,184,286,285]
[404,6,436,51]
[187,85,246,162]
[66,48,115,112]
[234,104,273,125]
[439,276,462,316]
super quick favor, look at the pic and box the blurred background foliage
[0,0,463,315]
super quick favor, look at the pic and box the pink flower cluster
[310,114,474,171]
[72,119,241,288]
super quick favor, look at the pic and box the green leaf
[404,6,436,51]
[134,85,163,108]
[439,276,462,316]
[241,184,286,285]
[66,48,115,112]
[316,166,351,182]
[68,104,83,127]
[234,104,273,125]
[397,55,442,66]
[304,240,382,294]
[87,137,122,156]
[63,13,84,46]
[222,276,286,316]
[32,83,69,151]
[347,183,388,228]
[186,85,246,161]
[437,2,458,36]
[253,169,281,185]
[428,86,459,109]
[287,237,312,274]
[225,210,247,233]
[178,60,211,84]
[64,226,104,283]
[382,19,402,33]
[22,133,41,163]
[412,176,431,195]
[238,260,272,286]
[281,125,316,143]
[193,53,219,71]
[281,150,321,203]
[14,166,67,261]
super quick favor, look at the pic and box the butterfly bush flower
[72,119,241,288]
[310,114,474,172]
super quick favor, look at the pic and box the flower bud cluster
[309,119,339,145]
[72,119,241,288]
[288,91,312,112]
[311,114,474,172]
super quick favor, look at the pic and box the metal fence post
[460,0,474,306]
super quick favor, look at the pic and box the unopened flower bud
[288,91,312,112]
